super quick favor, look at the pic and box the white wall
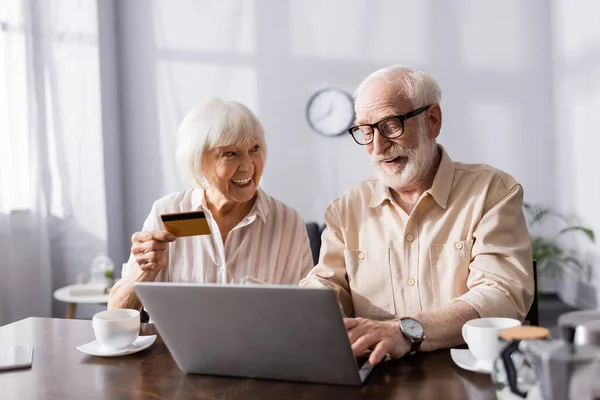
[551,0,600,305]
[110,0,556,263]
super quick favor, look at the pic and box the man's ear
[426,104,442,139]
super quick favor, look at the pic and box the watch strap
[408,337,423,354]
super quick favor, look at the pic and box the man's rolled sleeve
[455,184,534,321]
[299,203,354,315]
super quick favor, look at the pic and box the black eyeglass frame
[348,105,432,145]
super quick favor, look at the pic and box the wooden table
[0,318,495,399]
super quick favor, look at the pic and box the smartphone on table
[0,344,34,371]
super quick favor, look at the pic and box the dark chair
[305,222,323,265]
[141,308,150,323]
[524,260,539,326]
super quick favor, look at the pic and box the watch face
[306,88,355,137]
[401,317,424,339]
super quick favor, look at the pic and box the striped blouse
[121,187,314,285]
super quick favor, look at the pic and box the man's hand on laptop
[344,318,409,365]
[131,231,176,273]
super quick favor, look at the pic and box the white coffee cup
[92,309,140,350]
[462,317,521,368]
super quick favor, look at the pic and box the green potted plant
[104,267,115,292]
[524,203,595,279]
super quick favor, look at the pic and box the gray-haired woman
[109,98,313,310]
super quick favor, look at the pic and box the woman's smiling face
[202,141,265,204]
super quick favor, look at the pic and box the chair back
[524,260,539,326]
[305,222,323,265]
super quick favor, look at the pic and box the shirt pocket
[344,247,395,319]
[429,240,473,307]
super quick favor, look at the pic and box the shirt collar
[253,187,269,223]
[191,186,269,223]
[368,180,395,208]
[368,144,454,209]
[426,144,454,209]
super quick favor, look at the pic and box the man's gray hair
[354,65,442,109]
[176,98,267,187]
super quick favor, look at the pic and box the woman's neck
[204,187,257,240]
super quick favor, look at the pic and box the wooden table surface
[0,318,495,399]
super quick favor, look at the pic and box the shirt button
[358,252,365,260]
[406,234,414,242]
[407,278,416,286]
[454,242,464,250]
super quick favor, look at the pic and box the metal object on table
[558,310,600,346]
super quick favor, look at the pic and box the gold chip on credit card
[160,211,211,237]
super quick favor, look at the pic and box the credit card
[160,211,211,237]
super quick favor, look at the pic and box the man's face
[354,78,438,191]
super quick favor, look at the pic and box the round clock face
[306,88,355,137]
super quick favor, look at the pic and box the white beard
[371,129,437,191]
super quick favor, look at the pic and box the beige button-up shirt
[300,146,534,321]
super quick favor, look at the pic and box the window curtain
[0,0,107,325]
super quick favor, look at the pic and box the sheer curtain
[0,0,107,325]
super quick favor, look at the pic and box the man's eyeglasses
[348,105,431,145]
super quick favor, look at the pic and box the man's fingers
[369,341,390,365]
[351,334,377,357]
[347,325,370,344]
[347,319,406,363]
[346,318,374,344]
[343,318,359,330]
[347,329,359,344]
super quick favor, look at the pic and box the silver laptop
[133,283,376,385]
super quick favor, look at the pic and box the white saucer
[77,335,156,357]
[450,348,493,374]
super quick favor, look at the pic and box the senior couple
[109,66,534,365]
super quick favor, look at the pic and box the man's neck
[390,151,442,215]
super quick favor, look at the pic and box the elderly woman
[109,98,313,310]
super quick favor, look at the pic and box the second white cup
[462,317,522,368]
[92,309,140,350]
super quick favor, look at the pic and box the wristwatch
[398,317,425,354]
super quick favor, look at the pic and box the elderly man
[300,66,534,365]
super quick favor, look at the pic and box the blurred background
[0,0,599,323]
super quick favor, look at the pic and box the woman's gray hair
[354,65,442,109]
[176,98,267,187]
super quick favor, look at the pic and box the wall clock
[306,87,355,137]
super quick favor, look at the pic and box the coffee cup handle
[462,324,469,345]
